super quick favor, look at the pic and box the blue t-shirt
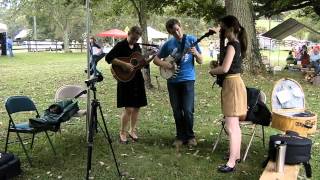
[158,34,201,83]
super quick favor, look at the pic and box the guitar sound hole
[131,58,138,66]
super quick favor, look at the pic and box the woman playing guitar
[209,15,248,173]
[105,26,147,143]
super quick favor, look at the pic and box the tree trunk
[63,20,70,53]
[138,1,154,89]
[225,0,265,73]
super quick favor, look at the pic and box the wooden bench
[259,161,300,180]
[259,133,307,180]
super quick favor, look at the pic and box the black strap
[303,162,312,178]
[262,156,270,168]
[176,34,187,65]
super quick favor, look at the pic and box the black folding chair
[4,96,57,166]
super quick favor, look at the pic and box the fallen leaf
[193,150,199,156]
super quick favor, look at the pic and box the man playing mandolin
[153,18,203,148]
[105,26,147,143]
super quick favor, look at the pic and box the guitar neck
[219,35,225,64]
[181,31,214,57]
[137,50,157,66]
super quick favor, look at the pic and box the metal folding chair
[4,96,57,166]
[54,85,87,117]
[212,91,267,162]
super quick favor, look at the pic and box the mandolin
[211,29,226,87]
[111,48,158,82]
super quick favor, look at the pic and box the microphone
[74,90,87,99]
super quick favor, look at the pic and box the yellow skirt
[221,74,247,117]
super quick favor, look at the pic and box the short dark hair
[128,26,142,36]
[90,36,96,41]
[165,18,181,32]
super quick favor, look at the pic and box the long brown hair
[220,15,248,58]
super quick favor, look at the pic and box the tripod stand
[85,78,121,180]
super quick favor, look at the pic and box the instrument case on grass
[271,78,317,135]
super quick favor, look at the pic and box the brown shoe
[119,131,128,144]
[128,130,138,142]
[187,138,197,147]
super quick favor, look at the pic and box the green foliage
[0,0,85,42]
[25,15,56,40]
[253,0,320,18]
[174,0,225,23]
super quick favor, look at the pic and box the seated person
[300,48,310,68]
[285,51,295,69]
[310,47,320,75]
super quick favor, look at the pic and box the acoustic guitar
[159,29,216,79]
[111,48,158,82]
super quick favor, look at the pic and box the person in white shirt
[89,36,106,79]
[310,47,320,74]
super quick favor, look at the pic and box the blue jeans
[90,53,105,76]
[7,46,13,57]
[311,61,320,74]
[167,80,195,142]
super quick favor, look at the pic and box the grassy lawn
[0,52,319,180]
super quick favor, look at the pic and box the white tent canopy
[0,23,8,33]
[14,29,31,39]
[147,26,168,41]
[283,35,300,41]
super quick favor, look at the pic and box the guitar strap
[176,34,187,65]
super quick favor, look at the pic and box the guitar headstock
[204,29,216,37]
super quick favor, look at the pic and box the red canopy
[96,29,127,38]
